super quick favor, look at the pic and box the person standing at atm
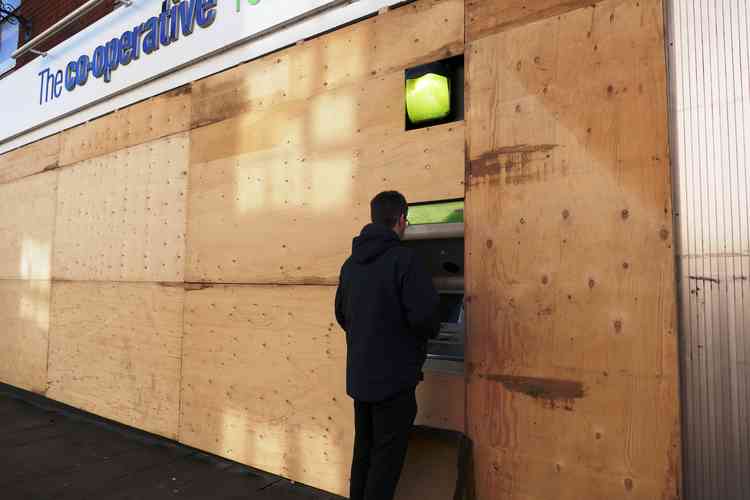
[335,191,441,500]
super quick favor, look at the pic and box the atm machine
[402,221,465,374]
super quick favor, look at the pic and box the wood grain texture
[59,86,192,166]
[0,280,50,394]
[179,285,351,496]
[187,72,465,284]
[47,281,183,439]
[0,172,57,280]
[417,371,465,432]
[180,284,467,494]
[465,0,680,498]
[0,134,60,185]
[191,0,464,128]
[466,0,606,41]
[468,372,679,499]
[54,133,189,282]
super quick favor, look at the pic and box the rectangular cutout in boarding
[405,55,464,131]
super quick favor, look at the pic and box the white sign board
[0,0,400,154]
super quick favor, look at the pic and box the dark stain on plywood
[156,282,190,289]
[481,374,585,401]
[184,283,216,291]
[165,84,193,98]
[468,144,557,183]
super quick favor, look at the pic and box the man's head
[371,191,409,239]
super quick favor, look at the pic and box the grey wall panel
[667,1,750,499]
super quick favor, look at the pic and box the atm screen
[439,293,463,324]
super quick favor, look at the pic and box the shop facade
[0,1,748,499]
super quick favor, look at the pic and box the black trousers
[350,388,417,500]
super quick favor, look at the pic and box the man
[335,191,441,500]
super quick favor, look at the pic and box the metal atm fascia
[402,222,465,374]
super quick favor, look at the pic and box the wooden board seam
[44,170,60,396]
[468,0,610,42]
[190,54,464,132]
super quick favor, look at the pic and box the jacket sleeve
[401,254,441,341]
[335,274,347,332]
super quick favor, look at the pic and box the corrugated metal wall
[667,1,750,499]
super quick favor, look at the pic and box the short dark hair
[371,191,408,227]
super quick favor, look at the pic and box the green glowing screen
[405,73,451,124]
[408,201,464,225]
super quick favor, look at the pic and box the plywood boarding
[466,0,605,41]
[179,285,352,496]
[187,73,465,284]
[416,371,465,432]
[191,0,464,128]
[0,134,60,185]
[465,0,680,498]
[468,373,678,499]
[0,171,57,280]
[395,430,461,500]
[58,86,192,167]
[47,281,183,439]
[54,133,188,282]
[469,372,680,500]
[0,280,50,394]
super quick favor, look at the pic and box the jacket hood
[351,223,401,264]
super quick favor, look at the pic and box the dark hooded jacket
[335,223,440,402]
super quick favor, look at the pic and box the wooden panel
[54,133,188,282]
[181,285,467,495]
[47,281,183,439]
[416,371,465,432]
[59,86,192,166]
[179,285,351,496]
[468,373,679,499]
[396,429,461,500]
[0,134,60,185]
[191,0,464,128]
[465,0,680,499]
[0,172,57,280]
[187,71,465,284]
[466,0,603,41]
[0,280,50,394]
